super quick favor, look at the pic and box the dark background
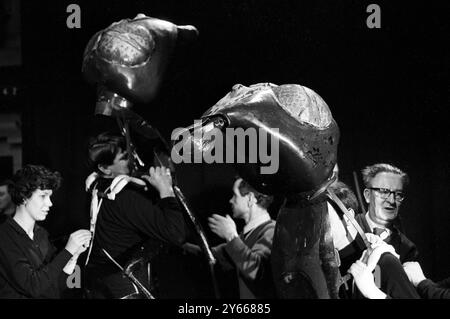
[1,0,448,297]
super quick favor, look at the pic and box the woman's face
[24,189,53,221]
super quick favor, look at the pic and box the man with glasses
[356,163,418,263]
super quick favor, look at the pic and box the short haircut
[361,163,409,189]
[237,178,274,210]
[88,132,126,171]
[329,181,359,213]
[10,165,61,206]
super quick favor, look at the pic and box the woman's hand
[65,230,92,256]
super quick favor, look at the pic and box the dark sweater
[0,217,72,298]
[214,220,276,299]
[88,180,187,270]
[417,278,450,299]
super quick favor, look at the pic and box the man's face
[229,179,250,220]
[104,149,130,177]
[25,189,53,222]
[0,185,12,211]
[364,172,404,226]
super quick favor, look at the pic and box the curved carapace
[82,13,198,114]
[188,83,339,195]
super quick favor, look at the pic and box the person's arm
[224,225,274,281]
[213,243,235,271]
[129,167,186,246]
[0,229,90,298]
[416,279,450,299]
[207,214,274,280]
[395,233,419,262]
[348,241,398,299]
[63,255,79,275]
[348,260,389,299]
[403,262,450,299]
[0,240,73,298]
[436,277,450,289]
[121,190,186,246]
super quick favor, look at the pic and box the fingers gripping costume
[178,83,347,298]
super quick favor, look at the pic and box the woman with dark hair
[0,165,91,298]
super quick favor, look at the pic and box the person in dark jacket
[356,163,418,263]
[207,177,276,299]
[0,165,91,298]
[403,261,450,299]
[328,181,419,299]
[84,132,187,299]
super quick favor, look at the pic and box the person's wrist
[413,276,426,287]
[71,252,80,260]
[226,231,239,242]
[370,288,387,299]
[65,245,76,256]
[159,188,175,199]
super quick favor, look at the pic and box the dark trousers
[351,253,420,299]
[378,253,420,299]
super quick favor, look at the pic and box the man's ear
[363,188,371,204]
[247,192,257,207]
[98,164,111,177]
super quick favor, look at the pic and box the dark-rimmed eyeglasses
[368,187,405,202]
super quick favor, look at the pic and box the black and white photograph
[0,0,448,310]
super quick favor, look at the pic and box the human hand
[208,214,238,242]
[360,242,398,272]
[348,260,387,299]
[403,261,427,287]
[141,166,174,198]
[360,233,399,267]
[65,230,92,256]
[365,233,385,247]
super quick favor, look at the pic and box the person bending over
[84,132,187,299]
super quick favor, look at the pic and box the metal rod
[102,248,155,299]
[326,189,370,249]
[173,185,221,299]
[352,171,366,214]
[152,139,221,298]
